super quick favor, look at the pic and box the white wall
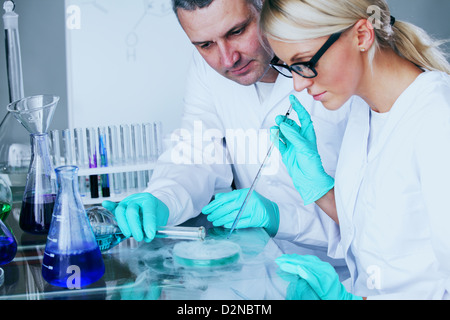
[65,0,193,135]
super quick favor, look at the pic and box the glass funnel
[6,95,59,234]
[42,166,105,288]
[0,176,12,221]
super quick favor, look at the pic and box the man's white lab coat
[146,51,353,248]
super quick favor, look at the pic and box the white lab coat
[146,50,352,249]
[329,71,450,299]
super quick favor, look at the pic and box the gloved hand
[276,268,320,300]
[102,192,169,242]
[276,254,363,300]
[270,95,334,205]
[201,189,280,237]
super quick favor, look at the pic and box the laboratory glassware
[7,95,59,233]
[3,0,24,102]
[227,104,293,238]
[0,176,12,221]
[7,95,59,234]
[0,218,17,265]
[98,127,110,197]
[172,240,240,268]
[87,127,99,198]
[108,125,123,195]
[0,1,28,183]
[0,217,18,287]
[86,206,206,251]
[0,1,29,186]
[42,166,105,288]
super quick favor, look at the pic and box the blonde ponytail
[390,20,450,74]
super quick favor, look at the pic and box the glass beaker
[42,166,105,288]
[0,176,12,221]
[6,95,59,234]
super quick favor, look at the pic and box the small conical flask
[42,165,105,289]
[19,133,56,233]
[0,176,12,221]
[7,95,59,234]
[0,218,17,266]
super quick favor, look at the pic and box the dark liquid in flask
[42,246,105,288]
[0,237,17,265]
[0,202,11,221]
[19,194,56,234]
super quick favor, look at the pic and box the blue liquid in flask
[42,166,105,288]
[42,245,105,288]
[19,194,56,234]
[0,236,17,265]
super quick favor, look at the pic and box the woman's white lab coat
[146,50,354,249]
[329,71,450,299]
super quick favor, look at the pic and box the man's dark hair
[172,0,263,15]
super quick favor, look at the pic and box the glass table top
[0,202,348,300]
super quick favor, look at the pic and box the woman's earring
[360,47,366,52]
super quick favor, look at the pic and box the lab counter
[0,203,348,300]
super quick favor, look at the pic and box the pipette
[227,104,293,238]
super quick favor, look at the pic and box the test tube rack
[49,122,163,205]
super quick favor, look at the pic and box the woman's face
[268,28,365,110]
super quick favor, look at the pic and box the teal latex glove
[287,278,321,300]
[276,254,363,300]
[102,192,169,242]
[202,189,280,237]
[276,268,320,300]
[271,95,334,205]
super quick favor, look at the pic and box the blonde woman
[260,0,450,299]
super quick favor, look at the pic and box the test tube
[153,121,163,158]
[143,122,155,162]
[120,124,136,192]
[108,125,122,195]
[131,123,144,164]
[74,127,88,168]
[50,129,61,167]
[98,126,110,198]
[132,123,147,190]
[156,226,206,241]
[87,127,99,198]
[62,129,76,165]
[74,128,89,197]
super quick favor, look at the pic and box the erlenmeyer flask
[6,95,59,234]
[0,176,12,221]
[0,218,17,266]
[42,166,105,288]
[18,133,56,233]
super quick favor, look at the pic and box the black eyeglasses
[270,32,343,79]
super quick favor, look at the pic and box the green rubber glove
[276,254,363,300]
[271,95,334,205]
[201,189,280,237]
[102,192,169,242]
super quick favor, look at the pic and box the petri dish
[173,240,241,268]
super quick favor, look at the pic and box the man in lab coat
[103,0,354,258]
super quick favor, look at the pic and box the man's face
[177,0,275,85]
